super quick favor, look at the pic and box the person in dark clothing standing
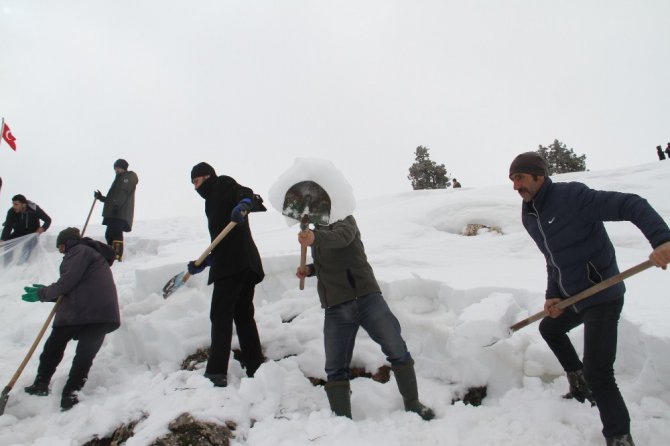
[656,145,666,160]
[94,159,138,261]
[1,194,52,263]
[22,227,120,411]
[508,152,670,446]
[296,215,434,421]
[187,162,265,387]
[665,142,670,159]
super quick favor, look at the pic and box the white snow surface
[1,162,669,446]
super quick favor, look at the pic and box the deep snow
[0,161,669,446]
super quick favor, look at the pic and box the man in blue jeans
[296,215,434,420]
[509,152,670,446]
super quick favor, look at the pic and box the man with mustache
[509,152,670,446]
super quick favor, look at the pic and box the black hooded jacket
[38,239,120,331]
[1,201,51,241]
[196,175,264,285]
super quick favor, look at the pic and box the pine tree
[536,139,587,175]
[408,146,450,190]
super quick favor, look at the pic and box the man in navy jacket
[509,152,670,446]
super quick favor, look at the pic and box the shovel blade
[282,181,331,226]
[162,271,186,299]
[0,386,10,416]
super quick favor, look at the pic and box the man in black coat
[1,194,52,264]
[187,162,265,387]
[509,152,670,446]
[22,227,120,410]
[1,194,51,241]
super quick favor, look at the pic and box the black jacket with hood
[196,175,264,285]
[38,239,120,331]
[1,201,51,241]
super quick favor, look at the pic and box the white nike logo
[548,217,556,224]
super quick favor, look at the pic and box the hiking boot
[24,376,50,396]
[204,373,227,387]
[24,380,49,396]
[60,391,79,411]
[605,433,635,446]
[112,240,124,261]
[563,369,596,406]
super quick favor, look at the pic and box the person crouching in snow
[296,215,434,420]
[22,227,120,411]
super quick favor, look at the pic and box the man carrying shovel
[187,162,265,387]
[296,213,434,421]
[509,152,670,446]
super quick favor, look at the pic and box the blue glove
[230,198,252,224]
[187,254,213,275]
[22,284,45,302]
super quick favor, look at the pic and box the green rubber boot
[324,380,352,418]
[392,361,435,421]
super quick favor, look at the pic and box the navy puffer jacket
[522,178,670,311]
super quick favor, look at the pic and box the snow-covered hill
[1,162,669,445]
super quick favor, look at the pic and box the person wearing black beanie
[187,162,266,388]
[509,151,670,446]
[93,159,138,260]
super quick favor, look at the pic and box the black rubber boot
[324,380,352,418]
[24,376,50,396]
[392,361,435,421]
[605,433,635,446]
[563,369,596,406]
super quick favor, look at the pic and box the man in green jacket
[94,159,138,261]
[296,215,434,420]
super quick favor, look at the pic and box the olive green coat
[308,215,380,308]
[102,170,138,231]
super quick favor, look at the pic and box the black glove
[187,254,213,275]
[94,190,105,202]
[231,199,252,224]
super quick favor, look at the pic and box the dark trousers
[205,270,264,378]
[104,219,125,245]
[37,325,108,392]
[539,299,629,437]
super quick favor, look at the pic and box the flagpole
[0,117,4,149]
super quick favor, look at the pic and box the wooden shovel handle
[181,221,239,287]
[299,245,307,290]
[509,260,654,333]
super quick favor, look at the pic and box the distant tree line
[407,139,587,190]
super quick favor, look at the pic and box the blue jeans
[324,292,412,382]
[539,299,629,437]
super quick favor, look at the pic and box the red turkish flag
[2,122,17,151]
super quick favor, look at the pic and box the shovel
[281,181,331,290]
[162,220,240,298]
[0,199,97,415]
[486,260,654,347]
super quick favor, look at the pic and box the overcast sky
[1,0,669,227]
